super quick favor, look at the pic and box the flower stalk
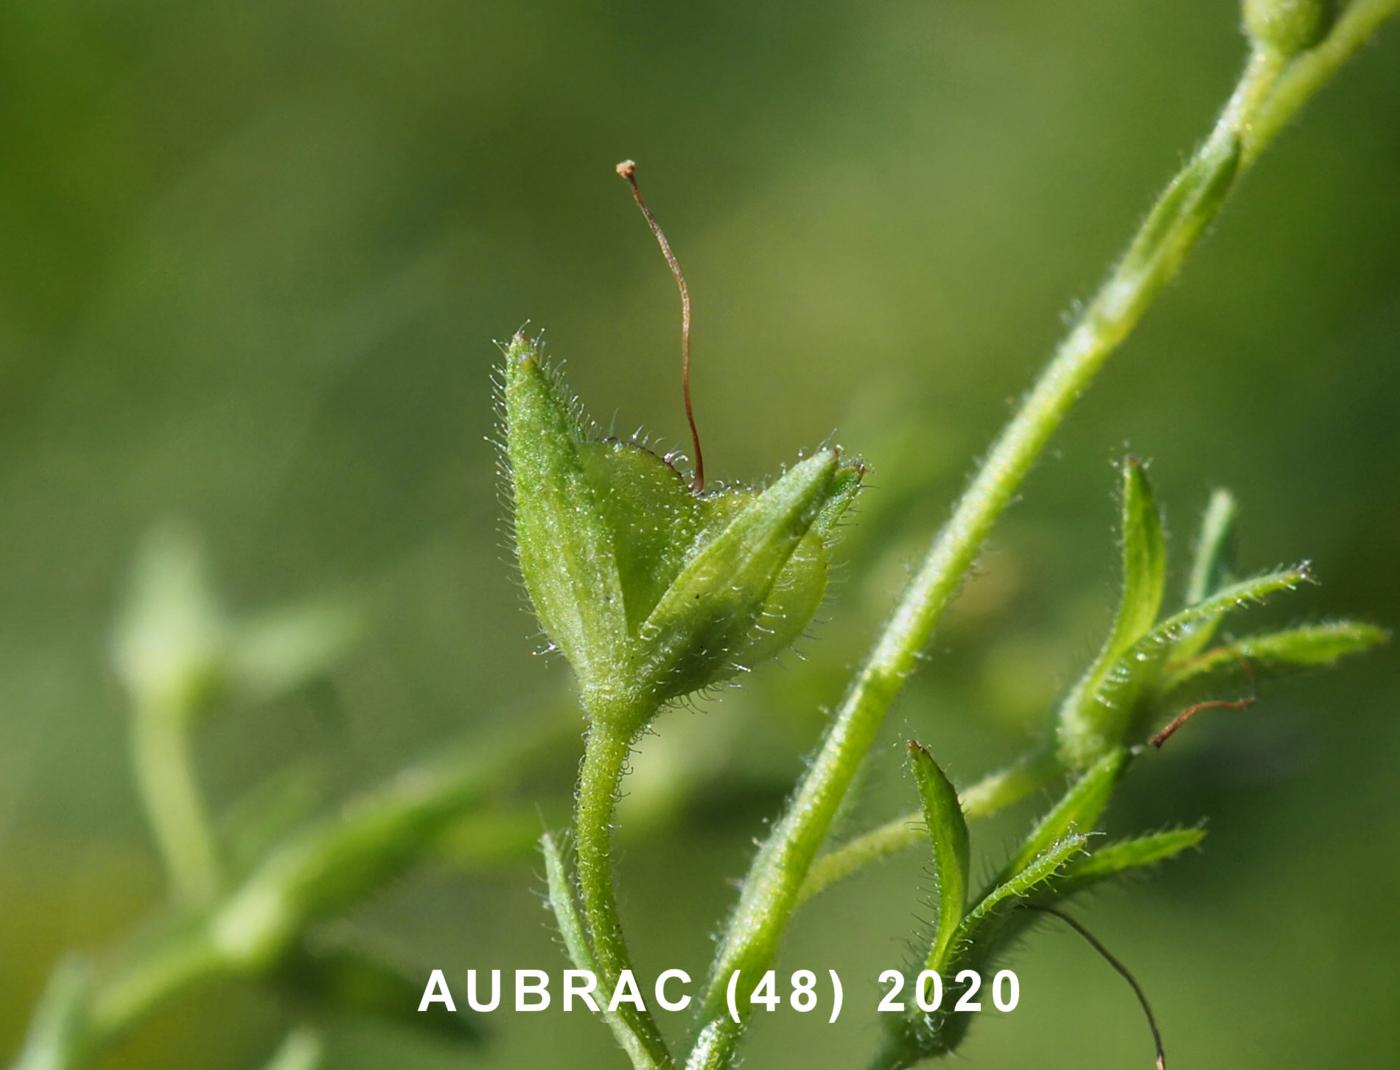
[574,724,674,1066]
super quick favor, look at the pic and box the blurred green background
[3,1,1398,1067]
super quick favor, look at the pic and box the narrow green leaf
[1106,458,1167,656]
[1161,620,1388,694]
[1145,565,1313,646]
[1172,488,1238,660]
[888,831,1102,1064]
[1050,463,1166,769]
[997,749,1129,882]
[906,742,970,970]
[541,833,661,1069]
[1184,489,1238,607]
[948,833,1089,966]
[1058,565,1312,766]
[541,832,596,973]
[1051,827,1206,898]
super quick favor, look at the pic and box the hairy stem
[784,6,1400,913]
[575,725,674,1067]
[131,700,222,906]
[687,19,1397,1061]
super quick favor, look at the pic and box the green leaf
[1184,489,1238,607]
[1058,565,1312,767]
[1147,565,1313,643]
[997,748,1129,882]
[888,834,1088,1064]
[949,833,1089,966]
[1052,827,1206,898]
[1172,488,1238,660]
[1049,464,1165,770]
[906,742,970,971]
[541,833,661,1069]
[541,831,596,973]
[1161,620,1389,694]
[895,754,1127,1056]
[1107,459,1168,657]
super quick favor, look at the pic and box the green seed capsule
[1243,0,1336,56]
[502,331,861,732]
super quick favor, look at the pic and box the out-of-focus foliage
[2,2,1398,1068]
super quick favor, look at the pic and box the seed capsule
[502,331,861,731]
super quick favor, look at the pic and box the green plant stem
[737,0,1400,922]
[131,700,222,906]
[687,23,1398,1062]
[575,725,674,1068]
[796,749,1059,905]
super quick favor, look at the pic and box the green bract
[502,330,861,733]
[906,742,969,972]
